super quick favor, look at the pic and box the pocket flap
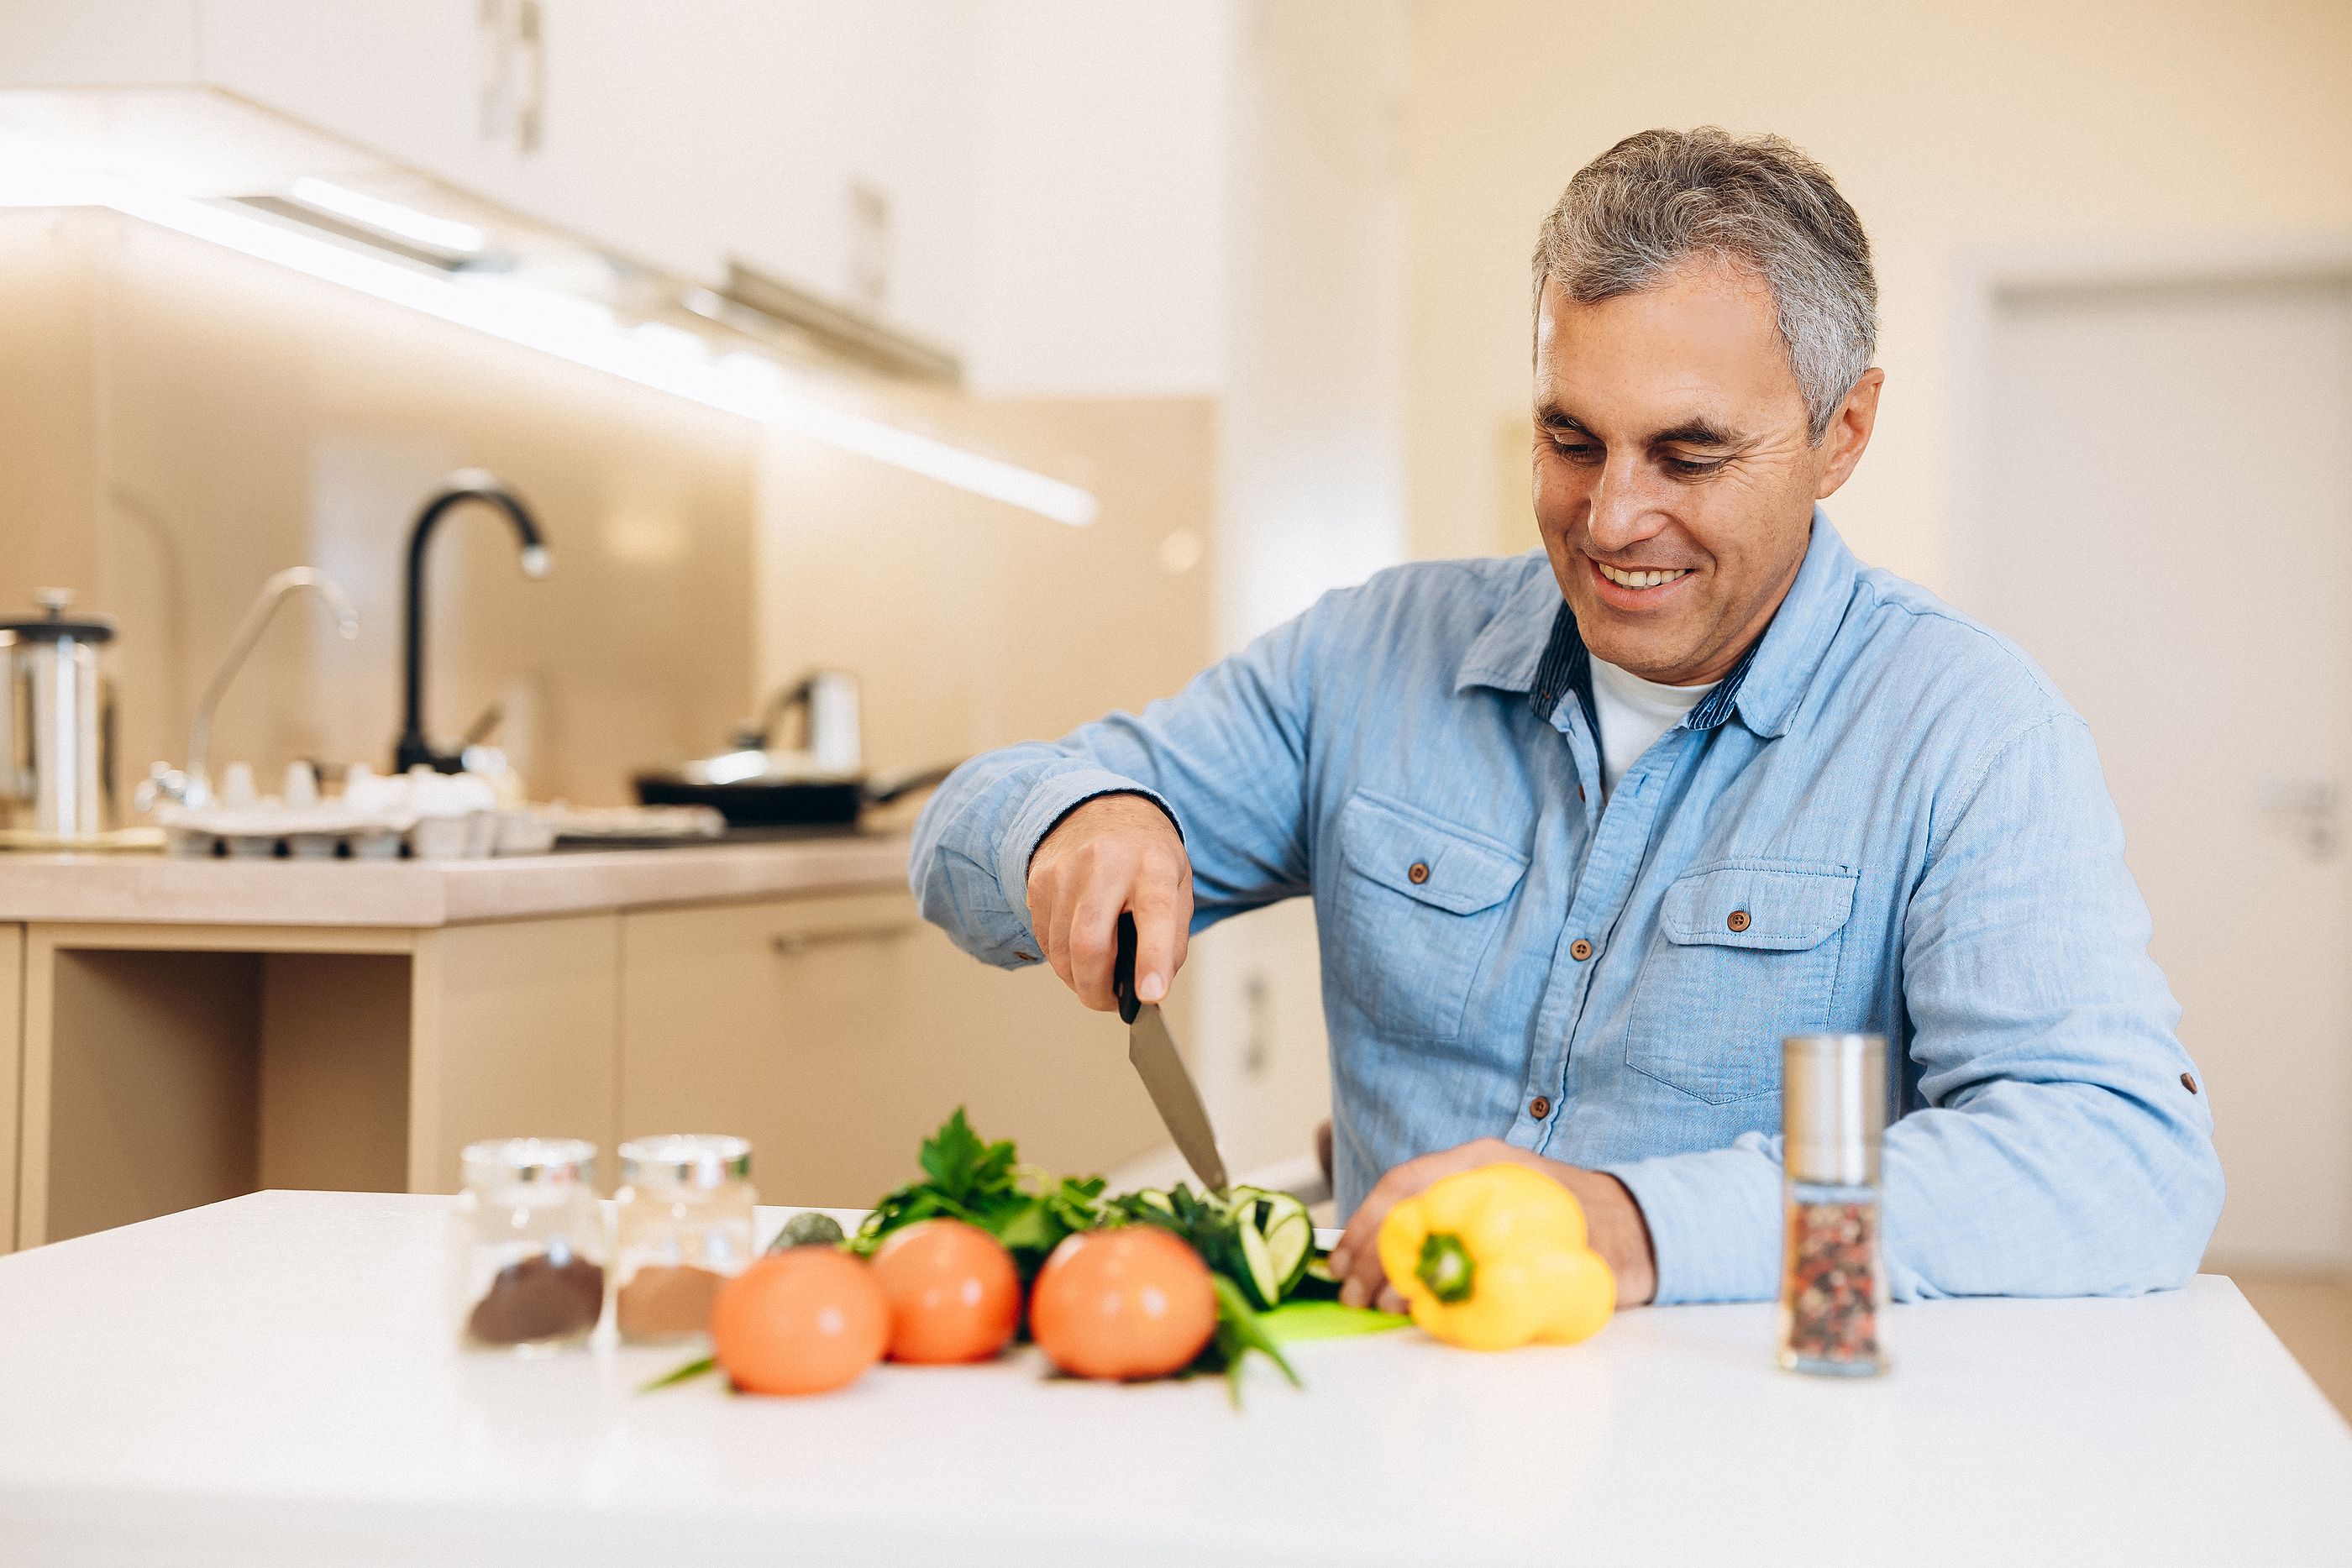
[1659,861,1856,951]
[1339,793,1528,915]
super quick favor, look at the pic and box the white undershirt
[1588,656,1717,799]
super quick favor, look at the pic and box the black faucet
[394,469,550,774]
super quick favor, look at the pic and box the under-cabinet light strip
[22,178,1100,527]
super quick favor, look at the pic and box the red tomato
[869,1219,1021,1364]
[1029,1226,1217,1380]
[711,1249,888,1396]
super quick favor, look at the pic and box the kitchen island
[0,1190,2345,1566]
[0,842,1165,1252]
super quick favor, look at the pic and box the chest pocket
[1329,792,1528,1043]
[1624,860,1857,1104]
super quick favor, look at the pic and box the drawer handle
[770,924,913,957]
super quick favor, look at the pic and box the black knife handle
[1113,910,1141,1025]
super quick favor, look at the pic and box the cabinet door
[0,926,20,1252]
[199,1,499,188]
[620,892,1163,1208]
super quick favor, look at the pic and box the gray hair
[1533,128,1877,443]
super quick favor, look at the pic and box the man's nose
[1587,454,1663,551]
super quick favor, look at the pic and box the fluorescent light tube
[8,176,1098,527]
[286,176,487,257]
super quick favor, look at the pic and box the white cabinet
[1,0,1226,390]
[0,0,202,87]
[197,1,503,197]
[194,0,979,354]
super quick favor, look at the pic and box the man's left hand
[1326,1137,1659,1311]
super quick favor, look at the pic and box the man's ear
[1814,367,1885,500]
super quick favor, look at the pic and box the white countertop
[0,1191,2344,1566]
[0,836,910,927]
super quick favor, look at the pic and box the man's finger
[1331,1168,1414,1307]
[1065,893,1123,1012]
[1037,887,1077,995]
[1128,879,1189,1004]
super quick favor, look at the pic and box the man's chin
[1561,588,1698,678]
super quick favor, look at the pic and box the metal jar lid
[1,589,115,643]
[1782,1034,1888,1185]
[619,1134,752,1188]
[461,1136,597,1188]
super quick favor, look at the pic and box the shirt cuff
[1601,1134,1785,1304]
[990,767,1184,943]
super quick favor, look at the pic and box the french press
[0,589,118,841]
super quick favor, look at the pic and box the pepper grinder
[1777,1033,1890,1376]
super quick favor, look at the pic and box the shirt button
[2181,1072,2198,1094]
[1529,1096,1551,1119]
[1726,909,1751,933]
[1407,861,1431,884]
[1569,938,1593,961]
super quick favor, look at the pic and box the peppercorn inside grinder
[611,1134,757,1345]
[1777,1034,1891,1377]
[452,1138,607,1351]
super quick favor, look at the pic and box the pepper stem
[1415,1231,1476,1303]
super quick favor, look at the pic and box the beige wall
[753,391,1215,795]
[1,206,759,806]
[1404,0,2352,587]
[0,207,1214,815]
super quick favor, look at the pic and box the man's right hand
[1025,794,1193,1012]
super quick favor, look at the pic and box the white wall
[1403,0,2352,589]
[967,0,1234,396]
[1187,0,1411,1183]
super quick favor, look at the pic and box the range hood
[0,87,1097,527]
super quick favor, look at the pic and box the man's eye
[1662,456,1725,479]
[1548,438,1603,464]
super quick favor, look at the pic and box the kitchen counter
[0,835,911,927]
[0,1191,2345,1566]
[0,826,1168,1256]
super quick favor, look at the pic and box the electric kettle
[0,589,118,841]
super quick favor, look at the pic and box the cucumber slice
[1257,1193,1310,1237]
[1263,1211,1314,1296]
[1302,1255,1337,1284]
[1234,1220,1283,1309]
[1134,1189,1176,1216]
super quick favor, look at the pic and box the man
[911,128,2223,1311]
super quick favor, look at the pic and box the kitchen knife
[1113,911,1230,1193]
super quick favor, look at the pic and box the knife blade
[1114,911,1229,1193]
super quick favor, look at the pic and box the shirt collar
[1454,512,1860,741]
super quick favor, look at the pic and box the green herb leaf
[1210,1271,1302,1409]
[638,1355,716,1393]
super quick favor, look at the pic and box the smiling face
[1531,262,1882,685]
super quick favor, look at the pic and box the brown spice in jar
[1782,1200,1880,1367]
[616,1263,725,1340]
[467,1251,606,1346]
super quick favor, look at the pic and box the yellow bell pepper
[1376,1162,1615,1350]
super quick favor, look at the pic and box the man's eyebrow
[1536,406,1748,448]
[1650,418,1744,448]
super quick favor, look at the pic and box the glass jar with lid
[612,1134,757,1344]
[450,1137,606,1352]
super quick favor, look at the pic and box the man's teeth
[1597,562,1693,590]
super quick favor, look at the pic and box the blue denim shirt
[910,517,2224,1303]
